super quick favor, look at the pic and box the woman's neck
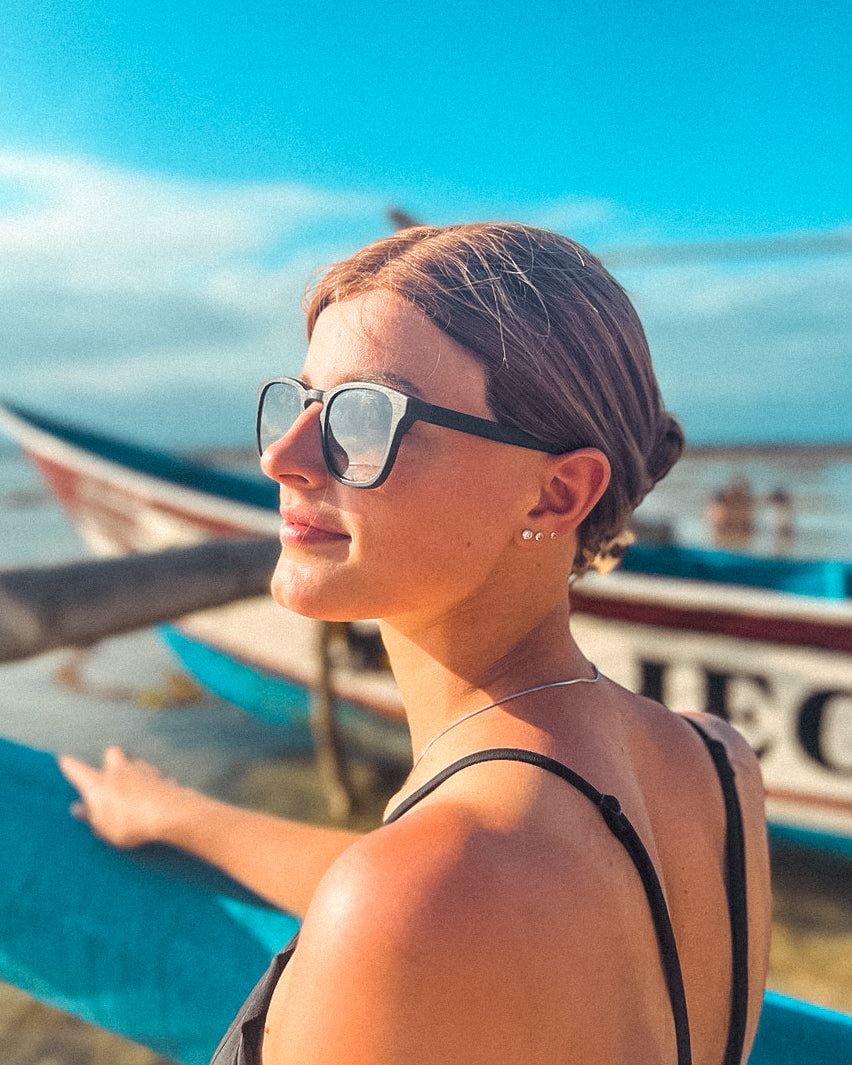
[379,596,593,764]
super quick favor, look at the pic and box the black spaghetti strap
[683,720,750,1065]
[384,748,606,823]
[385,748,693,1065]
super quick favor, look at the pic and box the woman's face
[261,290,546,627]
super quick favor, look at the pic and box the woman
[61,223,771,1065]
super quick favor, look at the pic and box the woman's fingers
[103,744,128,770]
[58,752,99,793]
[57,748,173,848]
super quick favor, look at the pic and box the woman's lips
[279,509,349,547]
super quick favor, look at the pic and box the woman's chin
[269,565,361,623]
[270,570,319,618]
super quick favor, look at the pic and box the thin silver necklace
[412,666,601,770]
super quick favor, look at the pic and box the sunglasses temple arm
[410,399,562,453]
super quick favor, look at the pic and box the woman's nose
[259,402,326,486]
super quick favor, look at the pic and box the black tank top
[208,719,749,1065]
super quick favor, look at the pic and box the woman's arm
[58,747,362,916]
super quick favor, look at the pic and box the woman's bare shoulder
[263,803,617,1064]
[263,813,512,1062]
[295,804,517,956]
[676,709,766,796]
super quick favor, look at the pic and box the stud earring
[521,529,557,541]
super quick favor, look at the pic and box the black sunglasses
[256,377,563,488]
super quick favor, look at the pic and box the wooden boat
[0,734,848,1065]
[3,399,849,856]
[1,400,850,1060]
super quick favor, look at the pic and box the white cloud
[0,153,389,443]
[0,153,380,285]
[520,195,665,250]
[0,152,849,445]
[620,255,852,441]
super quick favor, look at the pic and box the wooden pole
[0,537,280,663]
[309,621,355,823]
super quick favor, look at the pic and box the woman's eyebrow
[349,371,426,398]
[300,369,428,399]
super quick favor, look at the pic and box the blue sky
[2,0,849,229]
[0,1,850,445]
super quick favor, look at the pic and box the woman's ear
[527,448,611,530]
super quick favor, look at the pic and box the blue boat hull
[620,542,852,600]
[751,992,852,1064]
[1,736,848,1065]
[0,736,299,1065]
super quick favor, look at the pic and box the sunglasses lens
[326,388,393,484]
[258,381,303,453]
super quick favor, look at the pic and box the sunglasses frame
[257,376,564,488]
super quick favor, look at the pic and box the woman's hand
[58,746,363,914]
[58,746,189,849]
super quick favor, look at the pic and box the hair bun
[647,414,685,487]
[578,527,636,577]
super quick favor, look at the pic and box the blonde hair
[306,223,684,576]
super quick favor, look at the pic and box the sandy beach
[0,983,172,1065]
